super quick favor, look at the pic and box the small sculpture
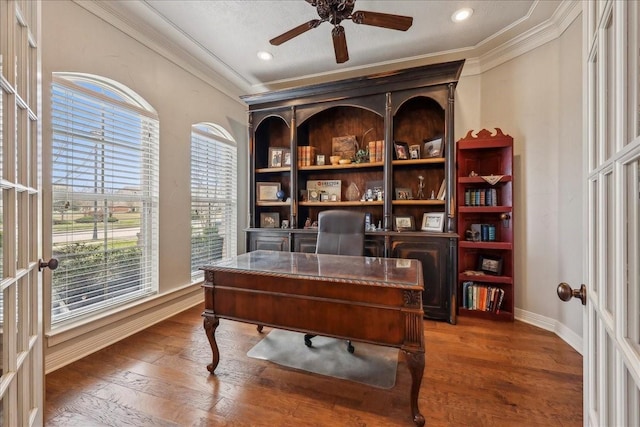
[304,217,311,228]
[416,175,425,199]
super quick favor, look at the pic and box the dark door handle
[557,282,586,305]
[39,258,59,272]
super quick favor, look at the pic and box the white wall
[455,15,584,346]
[42,0,248,371]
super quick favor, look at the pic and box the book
[376,140,384,162]
[436,179,446,200]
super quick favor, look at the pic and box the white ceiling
[84,0,570,97]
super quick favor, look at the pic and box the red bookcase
[456,128,514,321]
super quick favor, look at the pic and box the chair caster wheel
[304,335,313,347]
[347,342,355,354]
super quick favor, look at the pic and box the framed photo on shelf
[478,254,503,275]
[282,149,291,166]
[409,144,421,159]
[423,137,443,158]
[395,187,413,200]
[260,212,280,228]
[421,212,445,232]
[394,215,415,231]
[268,147,283,167]
[257,182,281,201]
[394,141,410,160]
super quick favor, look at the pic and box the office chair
[304,210,366,353]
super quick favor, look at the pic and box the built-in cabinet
[456,128,514,321]
[242,60,465,323]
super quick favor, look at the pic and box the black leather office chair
[304,210,365,353]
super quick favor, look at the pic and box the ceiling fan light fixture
[452,8,473,23]
[257,51,273,61]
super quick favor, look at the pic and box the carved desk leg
[203,315,220,374]
[403,349,425,427]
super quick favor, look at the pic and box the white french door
[582,0,640,425]
[0,0,44,425]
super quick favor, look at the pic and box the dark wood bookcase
[456,128,514,320]
[241,60,465,323]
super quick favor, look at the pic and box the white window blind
[191,123,237,278]
[50,75,159,325]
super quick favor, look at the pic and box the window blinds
[190,125,237,277]
[50,77,159,324]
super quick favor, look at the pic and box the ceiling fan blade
[270,19,322,46]
[332,25,349,64]
[351,11,413,31]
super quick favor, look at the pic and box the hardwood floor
[45,304,582,426]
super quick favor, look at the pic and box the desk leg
[403,349,425,427]
[203,315,220,374]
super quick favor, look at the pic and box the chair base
[304,334,355,353]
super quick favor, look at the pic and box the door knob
[557,282,586,305]
[39,258,59,272]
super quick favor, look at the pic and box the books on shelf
[462,281,505,313]
[297,146,317,166]
[368,140,384,163]
[464,188,498,206]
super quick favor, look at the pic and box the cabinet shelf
[459,272,513,284]
[392,199,445,206]
[256,201,290,207]
[458,206,512,213]
[458,307,513,321]
[300,201,384,207]
[256,166,291,174]
[458,175,512,184]
[392,158,445,166]
[299,161,383,171]
[459,241,513,250]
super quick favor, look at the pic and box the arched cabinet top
[296,97,384,126]
[251,109,292,130]
[391,89,447,116]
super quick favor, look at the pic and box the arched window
[50,73,159,325]
[190,123,237,278]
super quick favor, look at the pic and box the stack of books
[462,281,505,312]
[368,140,384,162]
[297,146,317,166]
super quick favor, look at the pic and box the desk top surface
[202,250,423,289]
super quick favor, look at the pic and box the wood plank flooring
[45,304,583,426]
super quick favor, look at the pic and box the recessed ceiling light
[452,8,473,23]
[257,51,273,61]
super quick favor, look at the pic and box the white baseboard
[515,307,583,355]
[45,286,204,373]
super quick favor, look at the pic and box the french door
[0,0,44,425]
[583,0,640,424]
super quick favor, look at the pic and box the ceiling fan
[269,0,413,64]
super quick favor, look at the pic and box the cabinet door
[248,232,290,252]
[293,234,317,253]
[390,236,452,321]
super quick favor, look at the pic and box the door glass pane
[590,178,599,295]
[605,170,615,315]
[591,311,599,415]
[604,13,615,160]
[625,158,640,348]
[605,332,615,426]
[627,368,640,426]
[629,1,640,139]
[590,54,599,171]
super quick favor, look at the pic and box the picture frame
[394,141,410,160]
[394,215,415,231]
[268,147,283,167]
[260,212,280,228]
[478,254,503,275]
[332,135,357,160]
[316,154,325,166]
[423,137,444,158]
[409,144,421,159]
[257,182,281,201]
[421,212,445,232]
[395,187,413,200]
[282,149,291,166]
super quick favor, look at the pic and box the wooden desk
[201,250,425,426]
